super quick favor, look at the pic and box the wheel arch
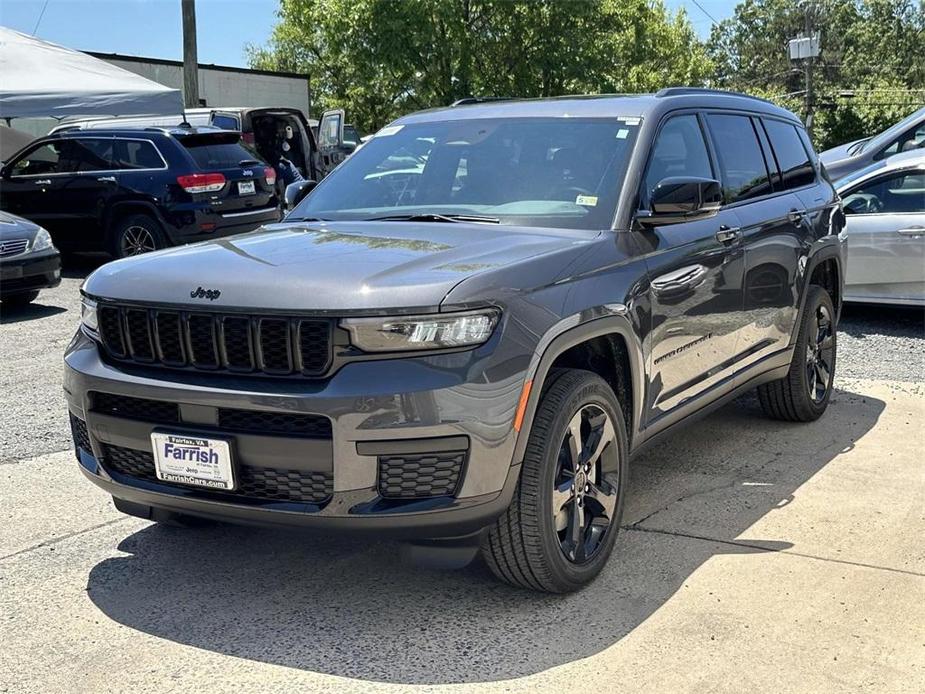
[512,313,645,464]
[104,200,169,239]
[793,244,844,347]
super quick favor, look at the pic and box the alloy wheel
[120,225,157,256]
[806,303,834,403]
[552,404,619,564]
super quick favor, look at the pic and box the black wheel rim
[806,303,834,403]
[121,225,156,256]
[552,404,619,565]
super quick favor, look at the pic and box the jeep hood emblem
[190,286,221,300]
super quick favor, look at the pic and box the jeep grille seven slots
[65,89,845,592]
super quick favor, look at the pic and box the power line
[31,0,50,35]
[689,0,720,27]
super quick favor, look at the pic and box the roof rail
[450,96,519,107]
[655,87,776,106]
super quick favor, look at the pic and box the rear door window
[706,114,772,203]
[67,138,114,172]
[112,139,165,170]
[643,114,714,205]
[763,119,815,190]
[211,114,241,130]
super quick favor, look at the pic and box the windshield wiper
[287,216,329,222]
[366,213,500,224]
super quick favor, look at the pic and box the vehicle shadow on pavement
[86,386,884,685]
[0,302,67,324]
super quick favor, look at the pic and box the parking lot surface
[1,258,923,692]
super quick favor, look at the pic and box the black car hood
[83,221,598,312]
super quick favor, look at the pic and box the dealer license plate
[237,180,256,195]
[151,432,235,490]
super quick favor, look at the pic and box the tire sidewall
[530,372,629,589]
[794,286,837,417]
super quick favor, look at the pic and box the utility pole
[181,0,199,108]
[803,3,815,138]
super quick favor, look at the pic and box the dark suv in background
[0,127,280,258]
[65,89,845,592]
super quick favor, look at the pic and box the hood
[819,138,866,165]
[83,221,597,312]
[0,211,41,240]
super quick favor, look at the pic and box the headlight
[80,297,98,334]
[31,226,54,252]
[342,309,499,352]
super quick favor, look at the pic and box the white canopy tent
[0,26,183,120]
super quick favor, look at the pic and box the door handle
[715,226,741,243]
[788,208,807,224]
[897,226,925,236]
[34,179,51,185]
[97,176,117,183]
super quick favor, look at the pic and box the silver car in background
[836,150,925,306]
[821,106,925,181]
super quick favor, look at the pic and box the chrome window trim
[7,137,169,179]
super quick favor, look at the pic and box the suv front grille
[96,304,332,377]
[103,444,332,504]
[378,451,467,499]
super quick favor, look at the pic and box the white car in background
[836,149,925,306]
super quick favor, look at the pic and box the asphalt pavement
[1,255,923,693]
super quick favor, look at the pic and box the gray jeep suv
[65,89,845,592]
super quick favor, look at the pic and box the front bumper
[64,330,525,538]
[0,248,61,295]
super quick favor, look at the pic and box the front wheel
[757,285,837,421]
[482,369,628,593]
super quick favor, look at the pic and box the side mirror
[638,177,722,226]
[284,179,317,211]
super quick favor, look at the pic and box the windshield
[291,117,641,230]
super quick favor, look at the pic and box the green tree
[707,0,925,149]
[248,0,712,133]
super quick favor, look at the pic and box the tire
[1,290,40,307]
[108,213,166,259]
[482,369,628,593]
[757,285,837,422]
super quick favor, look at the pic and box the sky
[0,0,735,69]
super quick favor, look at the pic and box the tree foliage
[248,0,711,132]
[707,0,925,149]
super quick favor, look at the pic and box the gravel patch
[2,257,922,463]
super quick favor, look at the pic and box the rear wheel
[482,369,628,593]
[757,285,837,422]
[109,213,166,259]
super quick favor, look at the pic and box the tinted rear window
[182,140,260,169]
[706,114,772,203]
[763,119,815,190]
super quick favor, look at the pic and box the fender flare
[792,242,844,346]
[510,310,646,465]
[104,200,171,241]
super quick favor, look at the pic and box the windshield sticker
[616,128,629,139]
[618,116,641,126]
[576,195,598,207]
[375,125,404,138]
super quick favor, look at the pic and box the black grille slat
[298,320,331,375]
[125,309,154,361]
[187,314,219,368]
[103,444,332,504]
[222,317,254,371]
[69,414,91,455]
[94,303,332,378]
[91,392,180,424]
[378,451,467,499]
[258,319,292,373]
[98,306,126,357]
[155,312,185,365]
[217,408,332,439]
